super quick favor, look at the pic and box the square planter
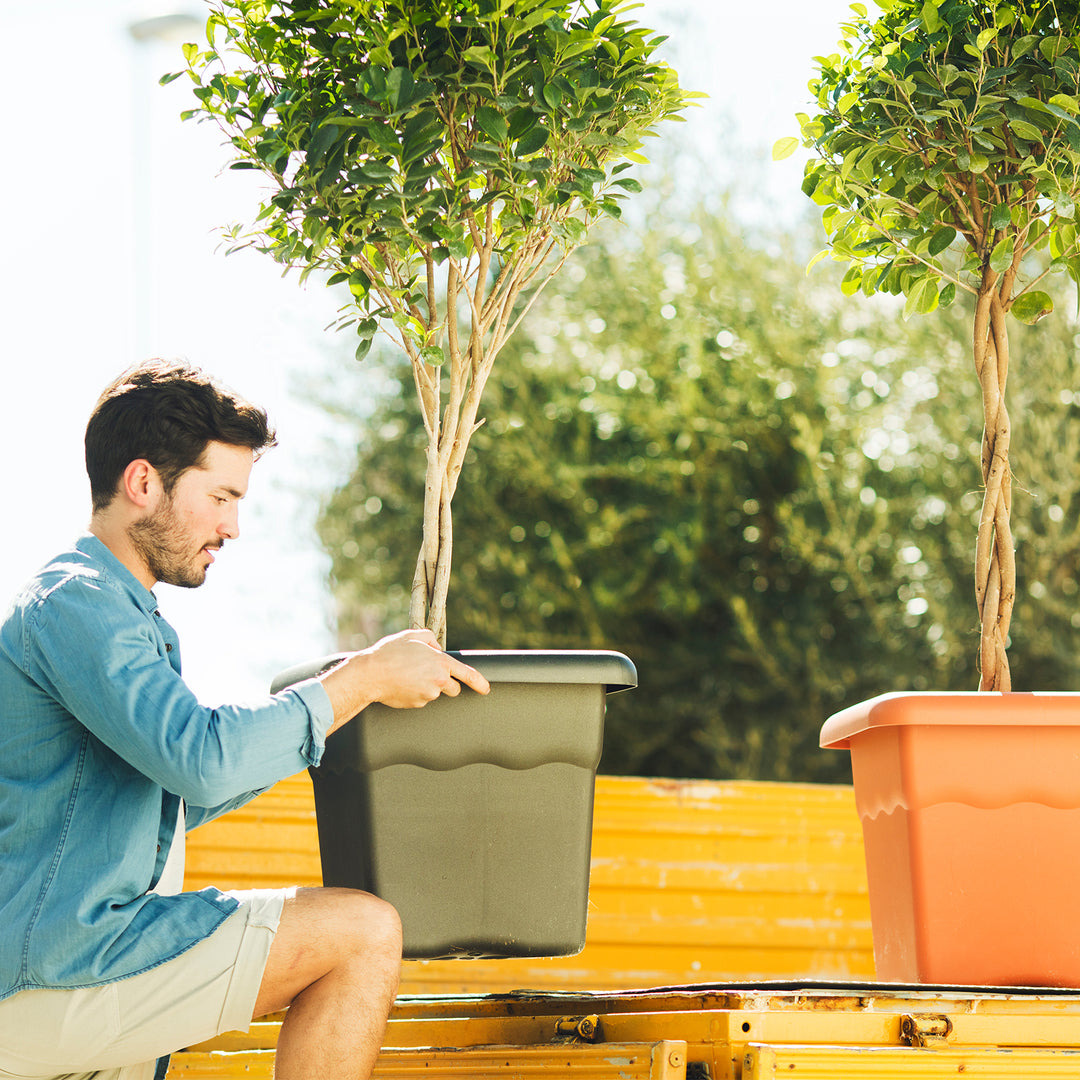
[820,691,1080,987]
[272,649,635,959]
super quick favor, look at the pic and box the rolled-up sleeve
[21,575,334,809]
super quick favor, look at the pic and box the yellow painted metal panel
[182,1022,281,1053]
[168,1041,687,1079]
[168,1050,275,1077]
[744,1043,1080,1078]
[183,773,322,892]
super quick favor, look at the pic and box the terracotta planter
[273,650,636,959]
[821,691,1080,987]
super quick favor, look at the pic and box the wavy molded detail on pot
[852,797,909,822]
[859,797,1080,822]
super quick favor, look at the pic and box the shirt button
[166,643,173,652]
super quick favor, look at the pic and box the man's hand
[319,630,490,733]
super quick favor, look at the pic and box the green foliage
[173,0,694,637]
[174,0,691,359]
[776,0,1080,690]
[314,197,1080,781]
[777,0,1080,316]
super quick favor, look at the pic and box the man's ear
[121,459,163,509]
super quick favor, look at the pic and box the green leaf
[420,345,445,366]
[1011,290,1054,323]
[1012,34,1038,58]
[837,91,860,115]
[903,274,939,320]
[355,337,373,362]
[928,226,956,255]
[475,106,508,142]
[541,81,564,109]
[1009,119,1046,143]
[348,269,371,297]
[386,68,414,111]
[516,126,550,155]
[990,203,1011,230]
[464,45,496,71]
[975,27,997,51]
[989,236,1014,272]
[772,136,800,161]
[1056,192,1076,220]
[840,265,863,296]
[1041,37,1064,63]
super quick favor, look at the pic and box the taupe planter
[272,650,636,959]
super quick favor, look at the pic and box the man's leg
[251,887,402,1080]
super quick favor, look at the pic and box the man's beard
[128,496,219,589]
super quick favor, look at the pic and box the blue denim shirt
[0,534,333,1001]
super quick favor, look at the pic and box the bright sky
[0,0,852,704]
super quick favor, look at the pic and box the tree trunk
[972,276,1015,691]
[409,382,454,647]
[406,332,494,648]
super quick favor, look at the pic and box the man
[0,360,489,1080]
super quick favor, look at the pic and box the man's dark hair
[85,359,278,512]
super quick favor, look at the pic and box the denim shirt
[0,534,333,1001]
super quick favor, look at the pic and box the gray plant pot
[271,649,636,959]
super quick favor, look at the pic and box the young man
[0,360,489,1080]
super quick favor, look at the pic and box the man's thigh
[0,888,288,1080]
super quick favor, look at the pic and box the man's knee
[335,888,402,962]
[254,888,402,1017]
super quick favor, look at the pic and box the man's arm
[318,629,490,734]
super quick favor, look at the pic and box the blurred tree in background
[317,188,1080,783]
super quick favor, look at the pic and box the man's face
[128,441,255,589]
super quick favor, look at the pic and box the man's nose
[219,505,240,540]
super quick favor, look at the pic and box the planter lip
[821,690,1080,749]
[272,648,637,696]
[447,649,637,693]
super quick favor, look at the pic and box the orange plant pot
[820,691,1080,987]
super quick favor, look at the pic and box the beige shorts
[0,888,290,1080]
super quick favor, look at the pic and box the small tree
[776,0,1080,690]
[172,0,691,643]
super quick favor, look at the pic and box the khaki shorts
[0,888,290,1080]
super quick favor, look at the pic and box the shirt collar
[74,533,159,615]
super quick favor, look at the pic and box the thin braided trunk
[972,273,1015,691]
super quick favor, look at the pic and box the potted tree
[777,0,1080,985]
[173,0,689,957]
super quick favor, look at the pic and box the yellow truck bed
[172,983,1080,1078]
[170,774,1080,1076]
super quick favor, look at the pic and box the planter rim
[821,690,1080,749]
[272,648,637,696]
[448,649,637,693]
